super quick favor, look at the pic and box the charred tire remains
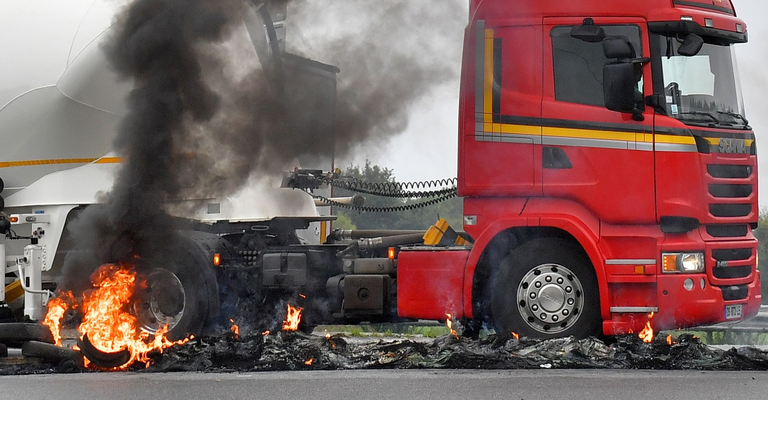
[134,232,218,341]
[77,334,131,369]
[491,237,601,339]
[0,323,55,347]
[22,341,83,366]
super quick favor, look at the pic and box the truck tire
[133,233,216,341]
[77,334,130,369]
[490,237,601,339]
[22,340,84,366]
[0,323,55,347]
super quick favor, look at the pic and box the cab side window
[551,25,642,107]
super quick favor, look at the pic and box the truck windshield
[658,36,748,129]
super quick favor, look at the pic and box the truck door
[540,18,656,225]
[460,21,543,197]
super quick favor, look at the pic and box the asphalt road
[1,368,767,399]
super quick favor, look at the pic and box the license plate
[725,304,743,320]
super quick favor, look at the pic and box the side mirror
[678,33,704,56]
[603,62,638,113]
[571,18,606,43]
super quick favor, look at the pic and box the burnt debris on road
[2,330,768,375]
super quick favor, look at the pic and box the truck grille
[703,159,756,303]
[709,204,752,217]
[713,266,751,279]
[706,225,748,238]
[706,164,755,223]
[708,164,751,179]
[712,248,752,261]
[709,246,754,301]
[709,184,752,198]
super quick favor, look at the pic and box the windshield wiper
[717,110,750,129]
[676,111,720,126]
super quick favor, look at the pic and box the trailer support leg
[0,243,5,304]
[18,245,49,321]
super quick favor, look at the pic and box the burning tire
[133,233,217,341]
[490,237,601,339]
[77,334,132,369]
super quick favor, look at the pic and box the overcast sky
[1,0,766,209]
[733,0,768,208]
[341,0,768,211]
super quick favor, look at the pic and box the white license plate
[725,304,743,320]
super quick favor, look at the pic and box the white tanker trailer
[0,0,337,328]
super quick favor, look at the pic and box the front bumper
[603,271,761,335]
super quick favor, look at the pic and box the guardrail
[687,305,768,345]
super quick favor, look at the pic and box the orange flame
[666,334,674,345]
[77,264,188,370]
[230,319,240,340]
[511,332,519,340]
[43,295,71,347]
[446,314,459,340]
[262,330,271,336]
[304,358,314,366]
[638,312,655,343]
[282,304,303,332]
[324,331,337,349]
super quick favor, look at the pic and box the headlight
[662,252,705,274]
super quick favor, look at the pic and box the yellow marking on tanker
[4,280,23,304]
[95,157,124,164]
[0,157,123,167]
[320,221,328,244]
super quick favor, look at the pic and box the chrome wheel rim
[135,269,186,334]
[516,263,584,335]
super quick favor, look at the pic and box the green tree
[333,161,463,231]
[332,212,356,230]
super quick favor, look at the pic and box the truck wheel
[490,237,601,339]
[133,235,216,341]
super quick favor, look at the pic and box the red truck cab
[398,0,761,338]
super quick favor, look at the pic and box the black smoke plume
[58,0,466,318]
